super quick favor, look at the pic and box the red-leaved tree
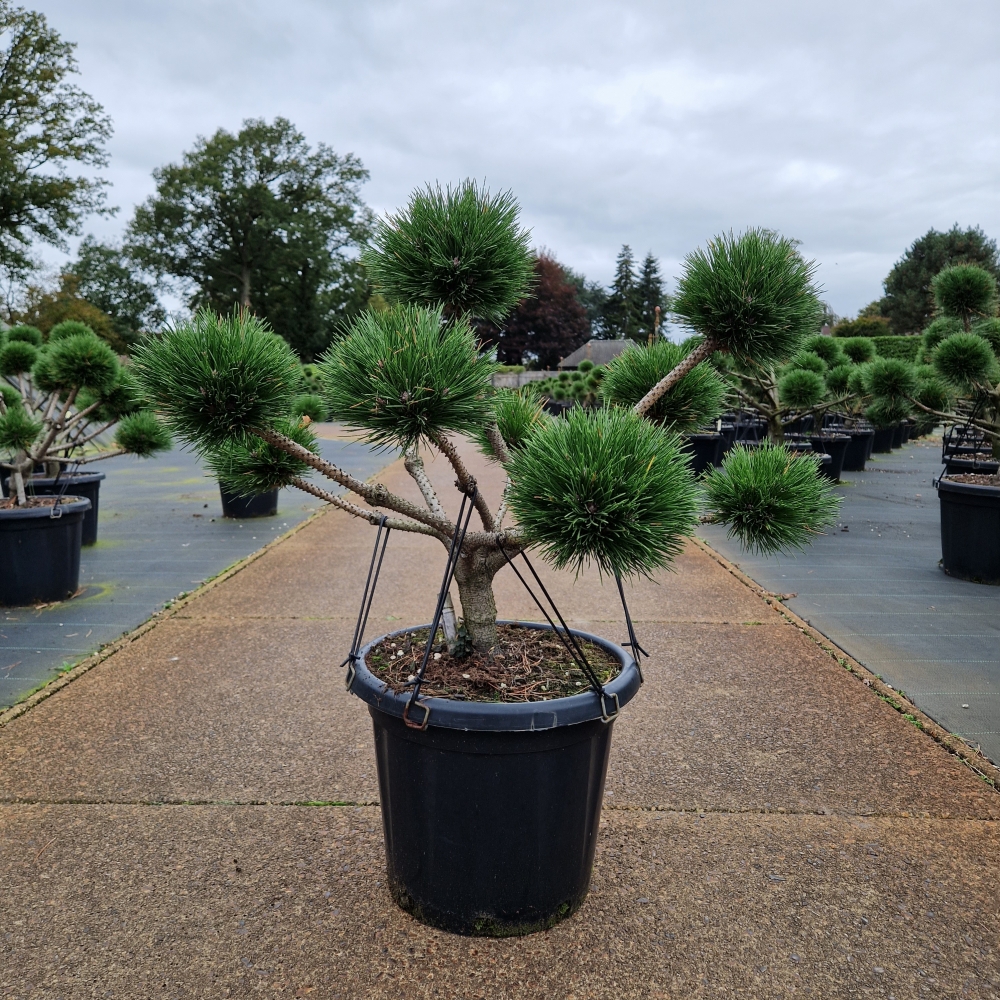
[482,253,590,367]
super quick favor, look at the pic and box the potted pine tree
[0,321,170,605]
[134,184,839,936]
[872,264,1000,582]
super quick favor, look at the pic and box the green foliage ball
[114,410,172,457]
[785,350,827,374]
[703,443,841,556]
[914,376,950,414]
[0,406,41,452]
[865,396,910,428]
[291,393,328,423]
[551,386,568,402]
[506,406,698,578]
[77,368,144,422]
[319,304,494,449]
[6,325,43,347]
[601,340,727,432]
[971,317,1000,355]
[475,388,545,460]
[203,420,318,496]
[921,316,963,361]
[48,333,120,394]
[577,359,595,373]
[557,371,570,384]
[362,180,534,324]
[932,264,998,322]
[826,364,852,395]
[863,358,917,399]
[133,310,302,449]
[839,337,876,363]
[0,340,38,376]
[802,335,846,367]
[933,332,996,386]
[0,383,22,411]
[671,229,821,365]
[49,320,97,343]
[778,368,826,408]
[846,365,869,397]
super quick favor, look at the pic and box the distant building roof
[558,339,634,369]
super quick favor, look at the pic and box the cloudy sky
[31,0,1000,318]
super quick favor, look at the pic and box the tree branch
[288,476,445,537]
[484,422,511,464]
[404,448,445,515]
[251,426,454,534]
[633,338,718,417]
[430,431,496,531]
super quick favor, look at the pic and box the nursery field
[0,426,391,710]
[700,434,1000,763]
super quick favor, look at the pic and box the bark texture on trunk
[453,550,503,652]
[767,413,785,444]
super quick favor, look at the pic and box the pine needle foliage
[921,317,962,360]
[0,340,39,376]
[318,304,494,449]
[846,365,869,397]
[802,334,846,367]
[839,336,875,363]
[0,406,41,451]
[474,388,546,459]
[132,310,302,448]
[601,340,727,431]
[671,229,822,364]
[506,406,699,578]
[784,350,826,374]
[778,368,826,408]
[863,357,918,399]
[826,364,852,395]
[703,443,841,556]
[114,410,172,457]
[932,333,996,386]
[362,180,534,324]
[291,393,327,423]
[971,318,1000,355]
[203,419,318,495]
[48,332,119,393]
[77,368,144,422]
[865,396,911,428]
[913,375,951,414]
[49,320,97,342]
[7,324,42,346]
[932,265,997,326]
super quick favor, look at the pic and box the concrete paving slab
[1,803,997,999]
[699,436,1000,762]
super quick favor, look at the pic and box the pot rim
[938,476,1000,498]
[9,470,107,486]
[349,620,641,732]
[0,496,92,520]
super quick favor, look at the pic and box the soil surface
[366,624,621,702]
[0,494,81,509]
[947,473,1000,486]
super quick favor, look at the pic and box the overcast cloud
[29,0,1000,317]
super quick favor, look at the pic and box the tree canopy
[126,117,372,360]
[0,3,113,281]
[482,252,590,367]
[881,225,1000,334]
[600,244,638,340]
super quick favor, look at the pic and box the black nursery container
[219,486,279,518]
[891,422,905,449]
[351,622,641,936]
[682,432,723,474]
[841,429,875,472]
[6,472,106,545]
[871,426,895,453]
[810,433,851,482]
[0,496,91,606]
[938,478,1000,583]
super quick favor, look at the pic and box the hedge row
[870,336,922,361]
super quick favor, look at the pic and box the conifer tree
[601,245,638,340]
[635,251,665,343]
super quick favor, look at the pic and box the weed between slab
[367,624,620,702]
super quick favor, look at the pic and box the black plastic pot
[841,430,875,472]
[219,486,279,518]
[0,496,91,606]
[351,621,641,936]
[944,456,1000,476]
[938,477,1000,583]
[891,422,904,449]
[901,421,913,444]
[810,434,851,482]
[682,432,723,474]
[5,472,105,546]
[871,426,896,453]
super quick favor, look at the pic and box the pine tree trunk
[454,556,499,652]
[767,413,785,444]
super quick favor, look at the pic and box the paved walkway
[699,435,1000,764]
[1,427,391,709]
[1,439,999,998]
